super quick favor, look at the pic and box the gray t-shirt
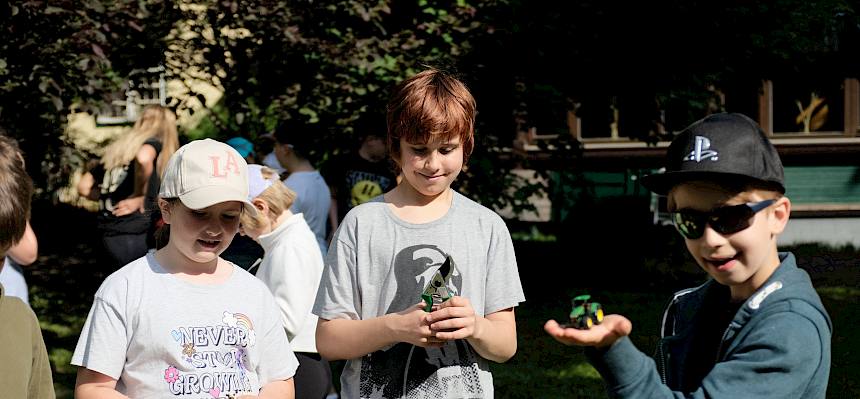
[313,190,525,399]
[72,253,298,398]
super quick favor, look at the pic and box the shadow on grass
[26,201,110,398]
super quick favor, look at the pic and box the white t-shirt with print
[72,253,298,398]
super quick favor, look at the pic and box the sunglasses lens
[672,212,704,239]
[711,206,754,234]
[672,200,773,239]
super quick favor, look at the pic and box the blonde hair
[101,105,179,178]
[240,166,297,231]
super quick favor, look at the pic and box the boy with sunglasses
[545,113,832,398]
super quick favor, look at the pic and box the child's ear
[158,199,174,224]
[251,198,269,215]
[769,196,791,235]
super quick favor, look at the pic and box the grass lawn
[490,291,666,398]
[23,204,860,398]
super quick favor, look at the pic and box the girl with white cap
[72,139,298,399]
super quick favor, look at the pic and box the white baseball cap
[159,138,256,215]
[246,164,275,200]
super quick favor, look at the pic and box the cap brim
[179,186,257,216]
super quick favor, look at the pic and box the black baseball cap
[641,113,785,195]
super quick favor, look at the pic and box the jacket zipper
[656,340,668,384]
[657,287,698,386]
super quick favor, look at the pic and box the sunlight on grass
[544,361,602,380]
[817,286,860,301]
[49,348,75,375]
[40,320,78,337]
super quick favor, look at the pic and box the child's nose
[203,219,222,235]
[700,223,728,247]
[423,151,441,170]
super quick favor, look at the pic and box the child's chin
[417,187,448,197]
[189,250,222,262]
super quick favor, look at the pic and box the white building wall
[779,217,860,248]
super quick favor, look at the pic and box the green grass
[490,290,668,398]
[818,286,860,396]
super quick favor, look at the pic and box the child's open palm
[543,315,633,348]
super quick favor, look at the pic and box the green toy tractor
[566,294,604,329]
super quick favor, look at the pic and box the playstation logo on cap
[686,136,719,163]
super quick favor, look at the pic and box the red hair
[386,68,476,163]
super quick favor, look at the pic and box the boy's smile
[669,182,789,301]
[705,255,737,272]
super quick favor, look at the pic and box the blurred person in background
[78,105,179,268]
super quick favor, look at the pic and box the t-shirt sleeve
[255,292,299,384]
[143,138,163,155]
[483,216,525,315]
[313,227,360,321]
[70,296,129,380]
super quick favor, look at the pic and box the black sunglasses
[671,199,776,239]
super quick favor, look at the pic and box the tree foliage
[0,1,181,194]
[167,0,547,214]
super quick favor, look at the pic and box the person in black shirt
[323,114,397,238]
[78,105,179,268]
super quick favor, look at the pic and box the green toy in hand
[565,294,604,329]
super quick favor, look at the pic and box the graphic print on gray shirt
[360,246,482,398]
